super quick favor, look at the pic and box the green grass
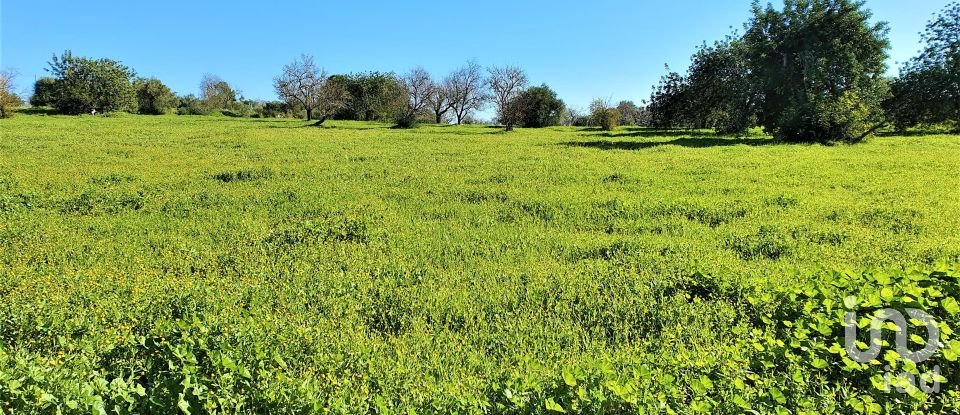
[1,114,959,413]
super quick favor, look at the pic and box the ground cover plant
[0,115,959,413]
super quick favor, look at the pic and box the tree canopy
[743,0,890,143]
[45,51,137,114]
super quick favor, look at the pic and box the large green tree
[46,51,137,114]
[885,2,960,131]
[647,69,691,129]
[743,0,890,143]
[684,37,757,134]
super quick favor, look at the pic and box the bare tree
[563,107,582,126]
[427,81,453,124]
[274,54,338,121]
[199,74,236,110]
[447,60,488,125]
[399,66,433,125]
[487,65,528,130]
[0,69,23,118]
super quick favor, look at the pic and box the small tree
[590,98,620,131]
[0,70,23,118]
[487,65,528,130]
[397,67,433,127]
[447,60,488,125]
[563,107,583,126]
[427,81,454,124]
[509,84,566,128]
[200,74,236,111]
[30,77,57,107]
[274,54,335,121]
[46,51,137,114]
[616,101,641,126]
[134,78,177,115]
[333,72,407,121]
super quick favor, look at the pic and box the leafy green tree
[30,77,57,107]
[507,84,566,128]
[46,51,137,114]
[134,78,177,115]
[885,2,959,131]
[333,72,407,121]
[684,37,757,134]
[743,0,890,143]
[648,69,691,129]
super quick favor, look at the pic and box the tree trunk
[306,108,313,121]
[435,112,442,124]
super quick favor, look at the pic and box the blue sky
[0,0,950,116]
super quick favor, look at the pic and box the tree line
[647,0,959,143]
[1,0,957,143]
[5,52,570,130]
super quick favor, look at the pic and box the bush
[29,77,57,107]
[177,95,212,116]
[394,114,418,129]
[135,78,177,115]
[590,98,620,131]
[509,84,566,128]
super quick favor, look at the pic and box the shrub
[590,98,620,131]
[29,77,57,107]
[134,78,177,115]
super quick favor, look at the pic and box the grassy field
[1,114,960,413]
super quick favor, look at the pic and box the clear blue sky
[0,0,950,116]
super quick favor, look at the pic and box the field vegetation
[1,115,959,413]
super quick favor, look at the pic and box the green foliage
[134,78,177,115]
[508,84,566,128]
[685,37,756,134]
[885,2,960,132]
[0,71,22,119]
[177,95,212,116]
[743,0,890,143]
[331,72,407,122]
[45,51,138,114]
[648,69,690,129]
[200,75,237,111]
[29,77,57,107]
[590,99,620,131]
[1,115,959,413]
